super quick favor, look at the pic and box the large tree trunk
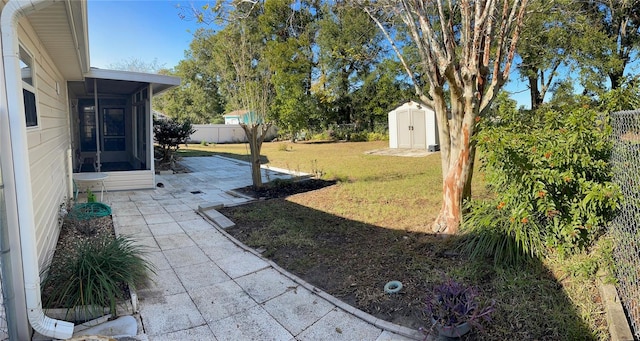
[432,111,475,235]
[240,123,271,189]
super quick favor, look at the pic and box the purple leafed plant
[425,278,495,330]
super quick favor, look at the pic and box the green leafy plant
[86,189,96,203]
[462,106,622,265]
[153,118,195,165]
[42,235,155,319]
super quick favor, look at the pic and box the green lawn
[179,140,608,340]
[180,140,488,231]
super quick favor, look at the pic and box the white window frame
[19,44,39,129]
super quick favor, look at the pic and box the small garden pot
[432,318,471,338]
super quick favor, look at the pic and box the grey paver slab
[197,202,224,211]
[200,209,223,219]
[163,203,192,213]
[262,287,334,336]
[138,292,205,336]
[178,218,216,233]
[114,224,152,238]
[209,214,235,229]
[189,280,257,323]
[131,236,160,252]
[130,193,155,202]
[197,237,246,261]
[155,233,196,250]
[149,325,217,341]
[297,309,383,341]
[138,268,185,298]
[185,229,226,243]
[155,198,184,206]
[115,207,142,216]
[143,212,175,225]
[148,222,184,236]
[174,262,231,291]
[235,268,297,304]
[137,205,166,215]
[142,251,171,271]
[169,210,201,222]
[163,245,209,268]
[113,214,146,228]
[209,305,293,341]
[216,251,270,279]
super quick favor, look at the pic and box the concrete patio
[99,156,424,340]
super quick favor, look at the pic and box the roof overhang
[24,0,90,80]
[85,68,181,95]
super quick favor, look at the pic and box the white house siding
[103,171,155,191]
[18,18,72,269]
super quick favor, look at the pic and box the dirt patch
[221,182,603,340]
[222,181,451,332]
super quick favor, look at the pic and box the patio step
[198,201,224,212]
[199,206,235,229]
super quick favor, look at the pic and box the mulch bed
[233,178,337,199]
[41,213,119,309]
[223,180,449,332]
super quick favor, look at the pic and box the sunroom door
[101,106,126,163]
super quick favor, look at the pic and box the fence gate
[611,110,640,339]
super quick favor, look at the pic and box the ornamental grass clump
[42,234,155,319]
[425,279,494,337]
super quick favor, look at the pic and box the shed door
[411,110,427,149]
[397,110,412,148]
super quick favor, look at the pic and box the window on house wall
[19,45,37,127]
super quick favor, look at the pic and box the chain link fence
[611,110,640,339]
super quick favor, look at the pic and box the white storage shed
[388,101,439,151]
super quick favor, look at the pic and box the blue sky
[88,0,210,70]
[88,0,531,106]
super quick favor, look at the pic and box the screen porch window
[19,45,37,127]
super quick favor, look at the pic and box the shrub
[349,131,369,142]
[367,132,388,141]
[153,118,195,164]
[42,235,155,319]
[461,107,621,265]
[311,131,331,141]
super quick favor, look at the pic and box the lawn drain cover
[191,190,203,194]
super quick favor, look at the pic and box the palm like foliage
[42,235,155,318]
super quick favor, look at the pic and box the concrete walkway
[105,156,423,341]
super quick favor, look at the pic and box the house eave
[85,68,181,94]
[24,0,90,80]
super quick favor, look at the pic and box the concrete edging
[598,279,635,341]
[197,208,426,341]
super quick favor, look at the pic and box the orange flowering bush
[461,106,621,265]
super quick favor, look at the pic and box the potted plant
[86,188,97,203]
[424,278,494,338]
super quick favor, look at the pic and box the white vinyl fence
[188,124,278,144]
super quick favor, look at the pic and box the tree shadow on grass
[222,198,601,340]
